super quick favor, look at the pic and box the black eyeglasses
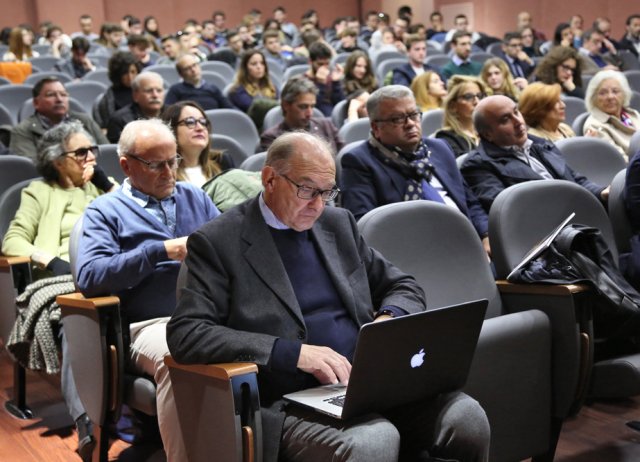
[61,145,98,161]
[459,92,486,102]
[559,64,576,73]
[279,174,340,202]
[375,110,422,126]
[126,153,182,171]
[177,117,209,129]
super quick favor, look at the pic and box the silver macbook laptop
[283,299,488,420]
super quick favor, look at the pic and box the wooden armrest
[56,292,121,310]
[164,356,258,380]
[497,280,590,296]
[0,256,31,269]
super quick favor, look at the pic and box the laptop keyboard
[323,394,346,407]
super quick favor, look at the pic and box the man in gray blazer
[167,132,490,462]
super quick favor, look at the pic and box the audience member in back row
[304,41,345,117]
[583,70,640,161]
[54,36,96,79]
[461,95,608,213]
[260,77,343,153]
[164,54,232,111]
[161,100,232,187]
[94,51,141,129]
[107,72,165,143]
[534,46,585,98]
[435,76,487,158]
[76,119,220,462]
[228,49,279,113]
[518,82,577,141]
[2,26,39,62]
[480,58,526,101]
[11,77,107,161]
[411,70,446,112]
[442,31,483,79]
[342,50,378,94]
[2,122,116,461]
[498,31,536,79]
[340,85,490,256]
[392,35,440,87]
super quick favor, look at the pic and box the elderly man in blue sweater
[75,118,220,461]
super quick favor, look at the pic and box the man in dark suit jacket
[618,14,640,59]
[391,35,441,86]
[461,95,608,212]
[340,85,490,255]
[167,132,490,462]
[499,31,536,79]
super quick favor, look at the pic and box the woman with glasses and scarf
[435,76,488,158]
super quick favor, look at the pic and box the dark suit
[461,135,605,212]
[391,63,441,87]
[166,198,426,461]
[340,137,488,237]
[497,51,535,78]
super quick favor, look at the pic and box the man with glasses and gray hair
[167,130,490,462]
[260,76,343,152]
[75,118,220,461]
[340,85,491,256]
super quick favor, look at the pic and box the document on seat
[507,212,575,280]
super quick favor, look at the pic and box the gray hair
[265,131,333,175]
[366,85,414,121]
[584,69,632,112]
[132,71,164,92]
[280,77,318,104]
[36,121,95,182]
[117,118,176,157]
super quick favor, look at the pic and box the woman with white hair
[583,70,639,160]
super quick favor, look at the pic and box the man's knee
[339,416,400,461]
[441,394,490,460]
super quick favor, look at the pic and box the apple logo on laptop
[410,348,425,368]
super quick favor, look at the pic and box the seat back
[358,201,503,318]
[98,144,126,184]
[371,49,405,69]
[205,109,260,156]
[630,91,640,112]
[240,152,267,172]
[0,155,38,200]
[571,112,589,136]
[375,57,408,83]
[608,169,633,254]
[143,65,180,86]
[200,60,236,81]
[337,117,371,145]
[424,55,451,68]
[469,52,494,64]
[0,85,33,125]
[331,100,348,129]
[630,130,640,160]
[29,56,61,71]
[624,70,640,92]
[555,137,627,186]
[24,71,72,86]
[210,133,249,167]
[490,179,617,279]
[560,96,587,126]
[65,81,107,114]
[0,178,37,247]
[282,64,310,82]
[82,69,111,86]
[421,108,444,137]
[0,102,13,128]
[200,71,227,93]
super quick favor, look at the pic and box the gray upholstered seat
[556,136,628,186]
[358,200,557,461]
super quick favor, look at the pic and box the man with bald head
[107,71,166,142]
[164,54,232,110]
[461,94,608,212]
[167,131,490,462]
[76,119,220,461]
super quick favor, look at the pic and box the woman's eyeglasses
[459,93,486,102]
[61,145,98,161]
[177,117,209,129]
